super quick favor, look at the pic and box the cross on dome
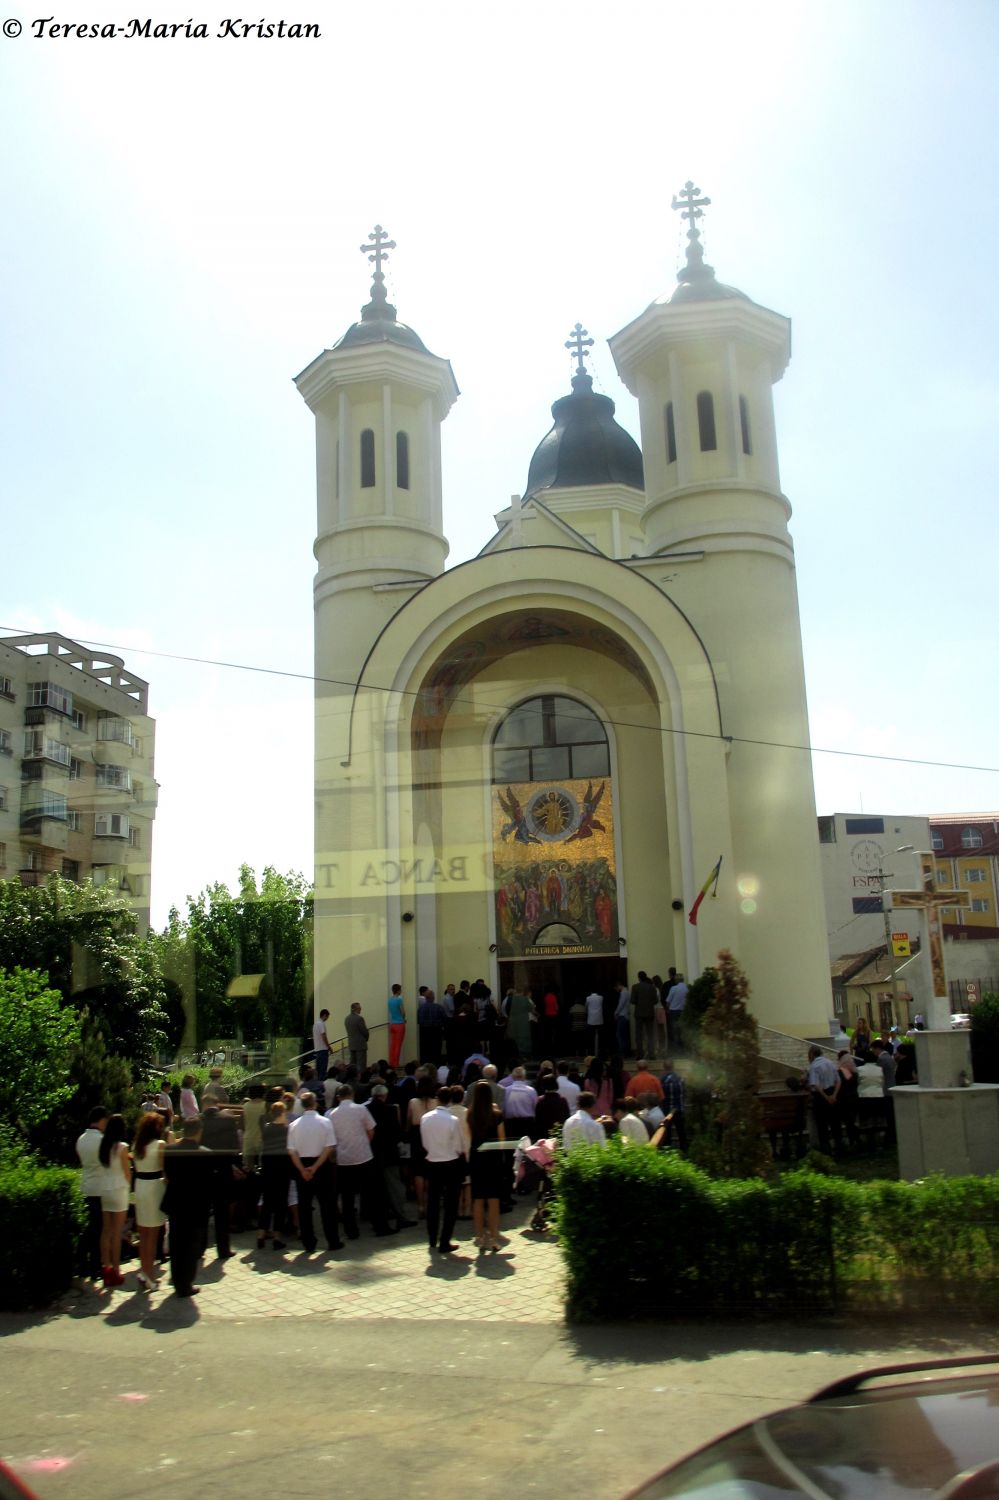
[358,224,397,319]
[671,180,711,241]
[360,224,396,278]
[565,322,594,378]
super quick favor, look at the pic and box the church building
[297,189,830,1042]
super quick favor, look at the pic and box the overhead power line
[2,624,997,778]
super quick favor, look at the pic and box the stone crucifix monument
[889,854,999,1179]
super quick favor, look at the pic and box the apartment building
[0,633,156,930]
[931,814,999,940]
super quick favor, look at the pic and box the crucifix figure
[890,853,970,1027]
[565,322,594,378]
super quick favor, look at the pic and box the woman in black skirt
[468,1079,506,1253]
[257,1100,292,1250]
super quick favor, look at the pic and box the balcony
[96,716,135,748]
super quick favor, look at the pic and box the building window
[96,716,135,747]
[396,431,410,490]
[851,896,883,914]
[61,858,80,882]
[22,731,71,767]
[360,428,376,488]
[128,825,141,848]
[739,395,752,455]
[66,811,81,832]
[71,708,87,732]
[696,391,716,451]
[931,832,944,850]
[0,676,13,700]
[0,729,10,755]
[96,764,132,791]
[69,758,82,780]
[95,812,129,838]
[970,899,990,914]
[21,790,67,823]
[664,402,677,464]
[965,868,987,883]
[961,828,984,849]
[818,815,836,844]
[28,682,73,715]
[492,694,610,783]
[845,817,885,835]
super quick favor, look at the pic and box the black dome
[523,372,644,500]
[334,303,429,354]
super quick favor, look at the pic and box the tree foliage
[0,877,167,1066]
[0,968,82,1133]
[971,991,999,1083]
[687,949,768,1180]
[154,866,313,1045]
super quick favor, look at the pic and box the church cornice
[294,342,459,418]
[610,298,791,393]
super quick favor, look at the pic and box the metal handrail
[240,1021,391,1086]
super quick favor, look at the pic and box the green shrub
[0,1149,85,1309]
[164,1062,253,1100]
[556,1147,999,1319]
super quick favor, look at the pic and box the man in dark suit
[163,1118,214,1297]
[200,1099,241,1260]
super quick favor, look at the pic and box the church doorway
[498,956,627,1057]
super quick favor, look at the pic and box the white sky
[2,0,997,927]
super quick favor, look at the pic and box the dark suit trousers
[425,1157,462,1248]
[82,1195,103,1279]
[297,1157,339,1250]
[168,1213,206,1296]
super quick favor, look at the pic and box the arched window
[396,431,410,490]
[696,391,716,451]
[492,695,609,784]
[961,828,984,849]
[360,428,376,488]
[739,395,752,455]
[664,401,677,464]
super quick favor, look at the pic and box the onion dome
[333,225,430,353]
[522,324,644,500]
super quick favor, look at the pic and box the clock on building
[851,838,884,873]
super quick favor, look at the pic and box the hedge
[0,1154,85,1310]
[556,1145,999,1319]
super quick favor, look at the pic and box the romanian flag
[688,856,722,926]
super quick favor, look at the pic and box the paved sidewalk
[62,1200,563,1325]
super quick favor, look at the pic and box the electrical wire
[2,623,998,778]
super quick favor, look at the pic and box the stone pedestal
[893,1028,999,1181]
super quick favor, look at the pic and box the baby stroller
[515,1136,558,1232]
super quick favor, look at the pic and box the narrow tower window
[739,395,752,455]
[360,428,376,488]
[664,402,677,464]
[696,391,716,451]
[396,431,410,490]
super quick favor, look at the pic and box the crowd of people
[803,1015,922,1154]
[75,1047,682,1297]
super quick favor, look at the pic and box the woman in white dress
[97,1114,131,1287]
[133,1111,171,1290]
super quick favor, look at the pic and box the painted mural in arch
[493,777,619,960]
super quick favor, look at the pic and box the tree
[29,1011,135,1165]
[687,949,768,1179]
[0,968,82,1134]
[0,877,168,1066]
[682,965,719,1052]
[971,992,999,1083]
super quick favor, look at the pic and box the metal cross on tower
[565,322,594,377]
[671,181,711,240]
[360,224,396,277]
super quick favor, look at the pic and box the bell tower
[610,185,829,1034]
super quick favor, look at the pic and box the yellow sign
[891,932,911,957]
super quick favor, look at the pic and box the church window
[360,428,376,488]
[739,395,752,455]
[961,828,984,849]
[664,402,677,464]
[492,694,609,782]
[696,391,716,451]
[396,431,410,490]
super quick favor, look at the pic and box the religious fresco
[492,777,618,960]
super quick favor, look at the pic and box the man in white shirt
[419,1088,467,1253]
[806,1046,841,1155]
[585,990,605,1052]
[555,1064,580,1110]
[75,1106,109,1281]
[502,1066,538,1132]
[288,1092,343,1252]
[327,1085,391,1238]
[312,1008,330,1081]
[665,975,688,1052]
[562,1092,607,1152]
[614,1098,651,1145]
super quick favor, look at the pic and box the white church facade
[297,193,830,1041]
